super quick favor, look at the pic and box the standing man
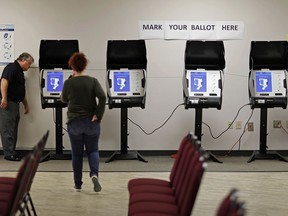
[0,52,34,161]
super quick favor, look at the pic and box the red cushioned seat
[129,201,178,216]
[0,184,14,192]
[129,184,174,196]
[0,192,11,202]
[128,137,195,197]
[132,213,175,216]
[128,146,197,208]
[128,178,170,190]
[0,177,15,184]
[0,131,49,216]
[127,133,207,216]
[128,136,191,191]
[0,201,9,215]
[129,192,176,205]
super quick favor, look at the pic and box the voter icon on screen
[117,78,126,90]
[259,78,268,90]
[50,78,60,90]
[194,78,203,90]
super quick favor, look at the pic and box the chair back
[4,154,34,216]
[26,131,49,192]
[8,131,49,216]
[176,137,207,216]
[216,189,246,216]
[169,134,193,183]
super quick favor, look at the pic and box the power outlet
[273,120,281,128]
[247,122,254,131]
[235,121,241,129]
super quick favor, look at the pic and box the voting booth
[248,41,288,162]
[183,40,225,163]
[39,40,79,160]
[106,40,147,163]
[39,40,78,108]
[106,40,147,109]
[183,40,225,109]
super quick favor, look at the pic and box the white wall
[1,0,288,151]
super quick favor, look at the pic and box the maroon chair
[216,189,246,216]
[22,131,49,215]
[177,154,206,216]
[216,189,238,216]
[132,213,176,216]
[128,156,206,216]
[128,134,207,216]
[128,145,197,204]
[0,153,34,216]
[128,138,196,195]
[128,134,192,191]
[0,131,49,216]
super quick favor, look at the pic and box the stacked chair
[0,131,49,216]
[216,189,246,216]
[127,133,208,216]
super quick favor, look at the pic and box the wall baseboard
[1,149,288,157]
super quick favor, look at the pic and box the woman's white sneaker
[91,175,102,192]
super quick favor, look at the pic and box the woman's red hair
[68,52,88,72]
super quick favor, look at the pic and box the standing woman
[61,52,106,192]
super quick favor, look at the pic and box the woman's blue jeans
[67,117,100,188]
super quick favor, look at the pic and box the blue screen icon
[47,71,63,92]
[190,72,207,92]
[255,72,272,93]
[114,72,130,92]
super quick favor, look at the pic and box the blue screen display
[47,71,64,92]
[113,71,130,92]
[190,71,207,92]
[255,72,272,93]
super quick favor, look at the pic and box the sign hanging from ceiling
[138,21,244,40]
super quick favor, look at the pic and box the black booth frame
[105,40,148,163]
[248,41,288,163]
[39,40,79,161]
[184,40,225,163]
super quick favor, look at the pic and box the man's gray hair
[17,52,34,63]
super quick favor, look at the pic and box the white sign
[139,21,244,40]
[0,24,15,64]
[190,21,217,40]
[216,21,245,40]
[164,21,189,40]
[138,21,164,39]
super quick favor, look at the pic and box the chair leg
[27,193,37,216]
[25,198,32,216]
[18,202,27,216]
[18,194,34,216]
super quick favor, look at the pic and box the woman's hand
[91,114,98,122]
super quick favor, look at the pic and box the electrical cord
[212,108,254,157]
[128,103,185,135]
[219,127,248,157]
[52,108,68,133]
[209,105,254,157]
[281,125,288,135]
[237,108,254,150]
[202,103,251,139]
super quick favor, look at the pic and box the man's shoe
[4,155,22,161]
[91,175,102,192]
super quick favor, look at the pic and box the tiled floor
[1,170,288,215]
